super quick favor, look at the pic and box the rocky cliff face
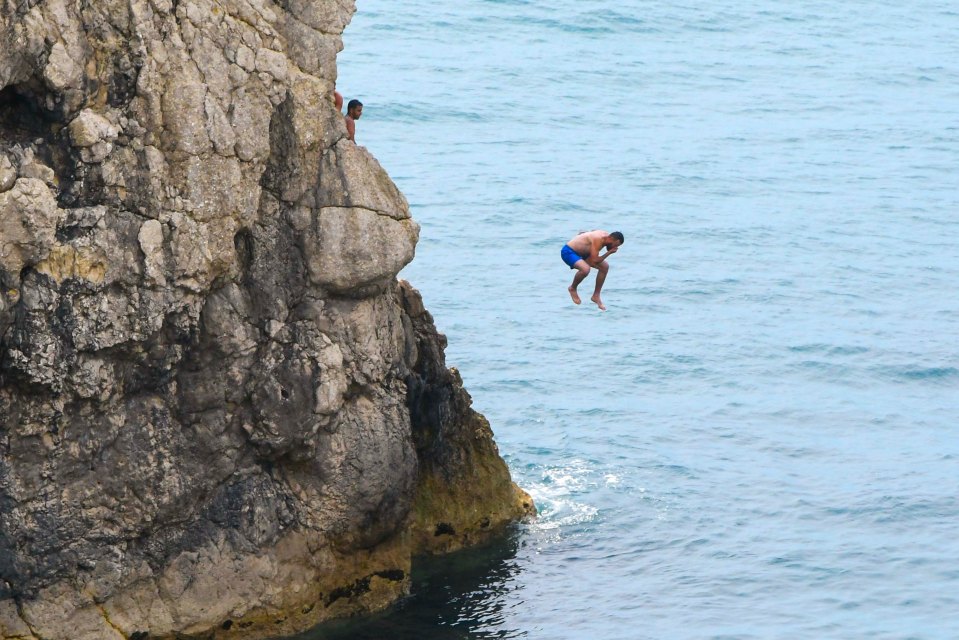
[0,1,532,638]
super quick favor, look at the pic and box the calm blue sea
[296,1,959,638]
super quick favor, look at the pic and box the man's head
[347,99,363,119]
[606,231,624,249]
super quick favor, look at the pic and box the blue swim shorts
[561,244,585,269]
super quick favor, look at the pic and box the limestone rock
[316,140,412,219]
[0,155,15,192]
[68,109,119,148]
[0,178,59,289]
[68,109,119,163]
[0,1,531,639]
[305,206,418,294]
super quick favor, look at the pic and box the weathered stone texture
[0,1,532,638]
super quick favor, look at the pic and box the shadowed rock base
[400,281,536,556]
[2,532,412,640]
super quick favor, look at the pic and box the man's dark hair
[347,99,363,111]
[610,231,625,243]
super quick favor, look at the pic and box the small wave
[653,463,696,478]
[788,343,869,356]
[374,102,487,124]
[788,343,830,353]
[503,14,614,35]
[792,360,852,377]
[873,365,959,383]
[821,496,959,525]
[828,345,870,356]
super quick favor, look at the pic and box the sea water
[292,1,959,638]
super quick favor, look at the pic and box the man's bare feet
[568,286,582,304]
[591,294,606,311]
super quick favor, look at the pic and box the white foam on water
[524,459,600,533]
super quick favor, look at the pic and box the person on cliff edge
[345,99,363,141]
[561,230,624,311]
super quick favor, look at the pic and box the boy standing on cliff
[345,99,363,141]
[561,230,624,311]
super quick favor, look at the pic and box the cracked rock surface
[0,1,533,638]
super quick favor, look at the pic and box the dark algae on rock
[0,1,533,638]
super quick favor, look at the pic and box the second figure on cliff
[345,99,363,141]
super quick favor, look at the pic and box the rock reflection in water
[284,526,526,639]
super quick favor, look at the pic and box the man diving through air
[561,230,624,311]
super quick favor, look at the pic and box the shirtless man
[561,230,624,310]
[345,99,362,141]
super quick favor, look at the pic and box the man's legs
[568,261,590,304]
[591,261,609,310]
